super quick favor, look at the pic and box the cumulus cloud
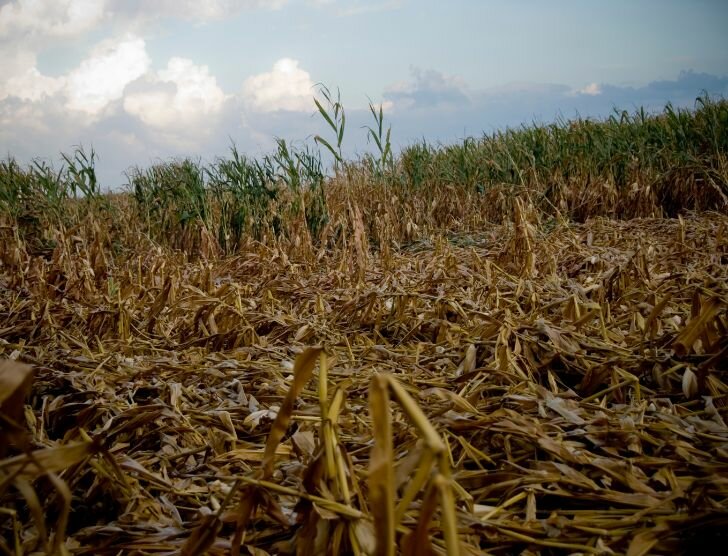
[242,58,315,112]
[384,67,469,110]
[124,57,228,130]
[0,25,228,150]
[0,96,64,135]
[484,82,570,96]
[336,0,403,17]
[0,0,107,38]
[0,33,149,121]
[1,66,64,102]
[65,35,150,116]
[2,28,726,192]
[307,0,403,16]
[108,0,287,23]
[180,0,288,18]
[0,0,284,108]
[382,70,728,147]
[579,82,602,96]
[0,44,36,85]
[0,0,288,37]
[0,2,107,107]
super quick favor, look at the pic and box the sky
[1,0,727,188]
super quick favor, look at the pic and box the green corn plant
[31,158,68,225]
[168,159,209,229]
[272,139,305,226]
[255,156,283,238]
[296,145,328,241]
[208,144,280,250]
[127,159,210,244]
[127,165,161,234]
[400,141,433,191]
[273,138,302,192]
[364,98,393,178]
[0,158,33,220]
[313,84,346,170]
[62,145,100,200]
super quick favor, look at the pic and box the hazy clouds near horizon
[1,0,727,187]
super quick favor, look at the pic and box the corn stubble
[1,97,728,555]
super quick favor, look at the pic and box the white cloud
[0,0,107,38]
[484,82,570,96]
[242,58,314,112]
[124,57,227,129]
[2,67,727,189]
[0,46,58,101]
[307,0,402,16]
[0,28,228,150]
[0,33,149,116]
[0,0,288,44]
[579,82,602,96]
[65,35,150,115]
[0,44,34,78]
[3,68,65,102]
[336,0,402,17]
[0,1,109,107]
[109,0,287,23]
[384,67,469,110]
[0,97,57,134]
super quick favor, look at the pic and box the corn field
[1,95,727,555]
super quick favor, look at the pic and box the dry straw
[1,205,727,554]
[1,96,727,554]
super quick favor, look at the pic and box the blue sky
[1,0,727,187]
